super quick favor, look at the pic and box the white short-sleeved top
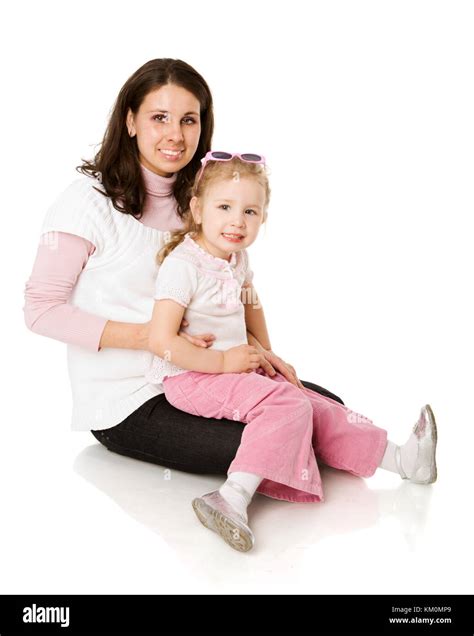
[146,232,254,384]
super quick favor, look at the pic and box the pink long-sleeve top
[23,164,183,351]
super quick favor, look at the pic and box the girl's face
[126,84,201,177]
[190,176,267,261]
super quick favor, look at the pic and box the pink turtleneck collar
[139,163,184,231]
[140,162,177,196]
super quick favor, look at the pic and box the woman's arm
[24,232,215,352]
[24,232,155,351]
[99,320,150,350]
[24,233,109,351]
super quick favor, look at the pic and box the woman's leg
[91,378,344,475]
[91,393,245,474]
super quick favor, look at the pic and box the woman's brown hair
[157,157,271,265]
[77,58,214,219]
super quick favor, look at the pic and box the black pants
[91,379,344,475]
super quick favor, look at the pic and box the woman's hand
[246,331,304,389]
[261,349,305,389]
[178,318,216,348]
[140,318,215,351]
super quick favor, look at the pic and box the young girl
[146,151,438,553]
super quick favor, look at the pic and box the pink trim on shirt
[23,165,182,350]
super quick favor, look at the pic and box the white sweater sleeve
[154,255,199,308]
[40,177,108,254]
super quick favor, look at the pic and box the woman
[23,57,348,475]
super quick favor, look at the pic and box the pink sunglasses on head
[196,151,266,184]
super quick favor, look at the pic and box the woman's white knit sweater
[40,171,183,431]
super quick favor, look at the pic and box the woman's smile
[159,148,185,161]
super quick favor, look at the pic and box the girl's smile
[222,232,245,243]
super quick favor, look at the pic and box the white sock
[218,471,263,523]
[379,436,418,478]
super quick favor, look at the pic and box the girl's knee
[272,382,313,412]
[275,379,308,398]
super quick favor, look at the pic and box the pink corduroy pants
[162,368,388,503]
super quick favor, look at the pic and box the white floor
[2,400,472,595]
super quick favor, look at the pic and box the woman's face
[126,84,201,177]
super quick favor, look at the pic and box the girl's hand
[222,344,263,373]
[178,318,216,348]
[261,349,305,390]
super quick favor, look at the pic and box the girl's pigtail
[156,226,189,265]
[155,209,200,265]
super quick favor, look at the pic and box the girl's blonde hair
[156,156,271,265]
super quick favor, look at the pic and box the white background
[2,0,473,595]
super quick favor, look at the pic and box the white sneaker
[395,404,438,484]
[192,488,255,552]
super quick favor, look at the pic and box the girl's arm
[243,282,304,388]
[149,299,225,373]
[242,281,272,350]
